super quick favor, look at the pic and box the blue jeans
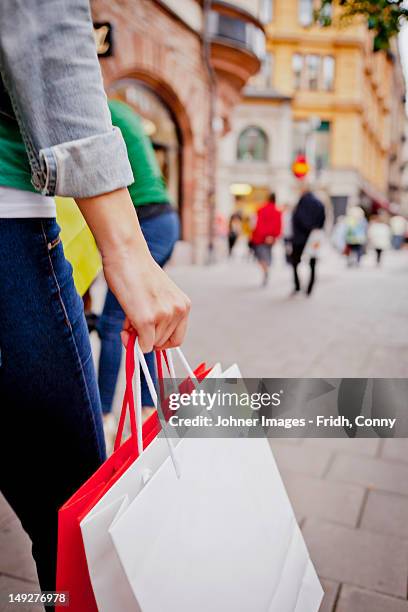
[97,210,180,413]
[0,218,106,592]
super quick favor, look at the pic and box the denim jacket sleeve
[0,0,133,197]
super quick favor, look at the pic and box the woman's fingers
[136,321,156,354]
[154,295,190,348]
[157,314,189,350]
[120,327,130,348]
[121,295,190,351]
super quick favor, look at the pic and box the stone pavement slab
[335,585,408,612]
[327,453,408,495]
[302,519,408,598]
[269,440,332,477]
[361,490,408,538]
[381,439,408,463]
[303,438,381,457]
[281,472,365,527]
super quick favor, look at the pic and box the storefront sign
[93,22,113,57]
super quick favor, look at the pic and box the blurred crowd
[225,189,408,293]
[332,208,407,267]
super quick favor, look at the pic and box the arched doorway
[107,79,182,217]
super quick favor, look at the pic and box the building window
[217,14,246,45]
[208,11,265,60]
[292,119,331,170]
[321,2,332,20]
[237,126,269,161]
[293,54,335,91]
[322,56,335,91]
[249,53,273,89]
[315,121,331,170]
[293,120,309,157]
[260,0,273,23]
[299,0,314,27]
[305,55,321,90]
[293,54,304,90]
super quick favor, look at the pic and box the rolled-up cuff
[34,127,134,197]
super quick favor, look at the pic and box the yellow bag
[56,197,102,296]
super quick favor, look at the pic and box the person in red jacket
[251,192,282,286]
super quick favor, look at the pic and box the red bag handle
[114,334,138,455]
[114,337,165,454]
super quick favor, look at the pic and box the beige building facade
[218,0,406,222]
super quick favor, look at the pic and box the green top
[0,99,171,204]
[108,99,170,207]
[0,114,36,192]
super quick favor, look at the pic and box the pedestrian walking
[241,214,256,258]
[282,203,294,264]
[368,214,391,266]
[291,187,326,295]
[389,215,407,250]
[227,212,242,256]
[251,193,282,286]
[97,99,180,446]
[344,206,368,266]
[0,1,190,597]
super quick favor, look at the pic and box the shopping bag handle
[155,348,200,424]
[114,334,160,456]
[114,333,140,456]
[134,340,181,478]
[114,339,178,459]
[114,337,193,478]
[115,333,181,477]
[155,347,198,403]
[165,348,199,385]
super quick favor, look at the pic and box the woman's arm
[0,0,133,197]
[0,1,191,348]
[76,189,191,353]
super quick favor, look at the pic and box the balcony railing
[207,10,265,60]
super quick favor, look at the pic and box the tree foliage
[316,0,408,51]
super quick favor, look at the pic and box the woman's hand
[76,188,191,353]
[103,244,190,352]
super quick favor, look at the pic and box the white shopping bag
[81,354,223,612]
[303,229,325,260]
[82,346,323,612]
[110,435,322,612]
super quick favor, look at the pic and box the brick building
[91,0,266,262]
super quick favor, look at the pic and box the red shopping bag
[56,336,211,611]
[56,334,160,611]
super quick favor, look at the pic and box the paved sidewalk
[168,244,408,378]
[167,246,408,610]
[1,245,407,611]
[270,437,408,611]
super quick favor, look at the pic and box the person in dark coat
[291,187,326,295]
